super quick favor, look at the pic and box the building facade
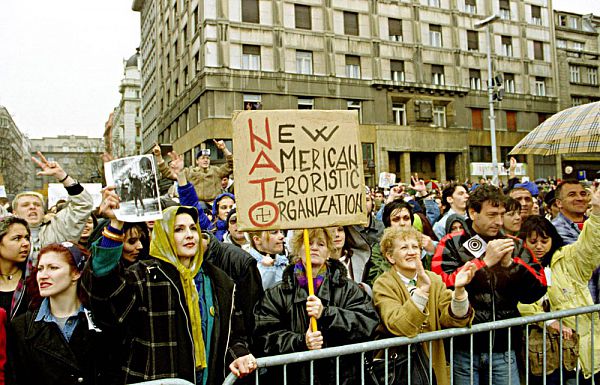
[553,10,600,180]
[0,106,33,196]
[29,136,105,191]
[110,51,143,157]
[133,0,596,184]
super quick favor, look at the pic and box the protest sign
[48,183,103,208]
[378,172,396,189]
[233,110,368,231]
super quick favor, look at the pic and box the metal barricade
[223,304,600,385]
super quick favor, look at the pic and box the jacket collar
[280,259,349,304]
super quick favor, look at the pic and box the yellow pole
[303,229,318,332]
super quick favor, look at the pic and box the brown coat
[158,154,233,202]
[373,270,474,385]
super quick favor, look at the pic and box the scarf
[149,206,207,370]
[294,261,327,293]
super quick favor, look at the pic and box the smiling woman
[81,188,255,384]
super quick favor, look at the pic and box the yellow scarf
[149,206,207,370]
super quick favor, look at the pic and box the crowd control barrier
[223,304,600,385]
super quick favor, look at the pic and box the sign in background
[470,162,528,176]
[233,110,368,231]
[48,183,103,208]
[378,172,396,189]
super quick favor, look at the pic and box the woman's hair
[504,196,521,214]
[382,200,414,228]
[123,222,150,260]
[289,228,336,262]
[29,243,91,308]
[518,215,563,266]
[380,227,422,258]
[0,216,29,244]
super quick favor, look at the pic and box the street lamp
[475,14,500,185]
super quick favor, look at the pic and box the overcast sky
[0,0,598,139]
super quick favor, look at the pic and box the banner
[233,110,368,231]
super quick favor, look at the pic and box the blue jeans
[453,350,520,385]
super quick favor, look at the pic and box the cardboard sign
[233,110,368,231]
[48,183,103,208]
[378,172,396,189]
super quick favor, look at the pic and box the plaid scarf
[294,261,327,293]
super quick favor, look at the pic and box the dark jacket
[431,220,547,352]
[204,233,264,351]
[254,259,379,385]
[8,308,120,385]
[82,255,245,384]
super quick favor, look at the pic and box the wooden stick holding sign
[303,229,318,332]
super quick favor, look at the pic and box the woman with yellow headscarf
[81,187,256,384]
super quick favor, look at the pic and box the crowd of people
[0,144,598,385]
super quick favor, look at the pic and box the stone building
[110,51,143,157]
[553,10,600,179]
[29,136,105,191]
[132,0,586,183]
[0,106,33,195]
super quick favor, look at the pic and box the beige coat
[373,270,473,385]
[158,154,233,202]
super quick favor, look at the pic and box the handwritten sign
[233,110,368,231]
[378,172,396,189]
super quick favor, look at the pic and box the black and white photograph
[104,154,162,222]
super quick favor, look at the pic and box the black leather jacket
[8,308,121,385]
[254,259,379,385]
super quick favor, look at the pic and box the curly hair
[379,227,422,259]
[467,184,505,214]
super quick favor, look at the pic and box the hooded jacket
[254,259,379,385]
[210,193,235,241]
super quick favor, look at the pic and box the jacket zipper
[155,265,198,385]
[223,284,236,379]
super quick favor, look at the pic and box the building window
[470,145,492,162]
[531,5,542,25]
[183,66,188,85]
[429,24,442,47]
[195,51,201,72]
[465,0,476,13]
[573,41,584,51]
[569,16,579,29]
[298,98,314,109]
[391,60,405,81]
[556,39,567,49]
[388,18,402,42]
[469,69,481,90]
[502,36,513,57]
[571,97,583,106]
[506,110,517,132]
[589,67,598,85]
[534,77,546,96]
[570,66,580,83]
[296,50,313,75]
[428,0,440,7]
[347,100,362,123]
[433,106,446,127]
[467,30,479,51]
[242,0,259,23]
[242,45,261,70]
[295,4,311,30]
[471,108,483,130]
[431,65,445,85]
[392,102,407,125]
[533,41,544,60]
[344,11,359,36]
[345,55,361,79]
[558,14,567,27]
[243,94,262,110]
[504,73,515,93]
[499,0,510,20]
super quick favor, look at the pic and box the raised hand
[167,151,184,176]
[213,139,226,151]
[415,257,431,296]
[32,151,67,181]
[411,175,427,194]
[152,143,164,162]
[454,261,477,289]
[98,186,121,220]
